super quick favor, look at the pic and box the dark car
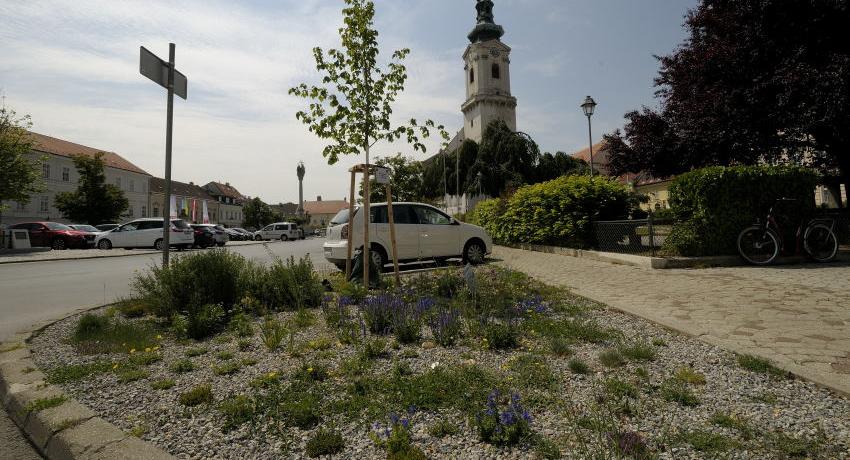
[95,223,119,232]
[8,222,89,250]
[190,224,217,249]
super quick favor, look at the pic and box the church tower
[462,0,517,143]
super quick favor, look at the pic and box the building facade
[1,132,151,226]
[204,182,245,227]
[149,178,218,224]
[303,196,348,229]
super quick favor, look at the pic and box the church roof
[468,0,504,43]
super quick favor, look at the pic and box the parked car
[255,222,303,241]
[231,228,253,240]
[8,222,89,250]
[190,224,217,249]
[94,218,194,250]
[192,224,229,246]
[68,224,106,248]
[223,227,245,241]
[323,202,492,271]
[95,223,119,232]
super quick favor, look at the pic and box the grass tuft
[598,349,626,368]
[179,384,214,406]
[305,427,345,457]
[568,358,590,374]
[25,395,66,413]
[737,354,787,378]
[674,366,706,385]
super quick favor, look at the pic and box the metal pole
[161,43,175,267]
[386,184,400,285]
[648,212,656,258]
[456,149,460,212]
[587,114,594,177]
[345,170,355,279]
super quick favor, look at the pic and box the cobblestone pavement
[494,246,850,395]
[0,410,40,460]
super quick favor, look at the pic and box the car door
[137,221,162,247]
[111,222,139,247]
[413,205,459,258]
[27,224,46,246]
[375,204,419,260]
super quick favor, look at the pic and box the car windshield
[171,219,191,229]
[71,225,98,232]
[330,208,354,225]
[45,222,73,231]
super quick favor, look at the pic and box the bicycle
[737,198,839,265]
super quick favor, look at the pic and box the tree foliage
[54,153,128,224]
[288,0,448,165]
[243,197,275,229]
[605,0,850,186]
[0,108,43,218]
[360,153,423,202]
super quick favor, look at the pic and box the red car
[8,222,90,250]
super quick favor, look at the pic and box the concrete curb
[0,240,271,265]
[502,243,850,269]
[0,309,175,460]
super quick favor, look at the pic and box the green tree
[471,120,540,196]
[534,151,587,183]
[54,153,128,224]
[243,197,274,229]
[0,108,43,223]
[360,153,424,202]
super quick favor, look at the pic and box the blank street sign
[140,46,188,100]
[375,166,391,184]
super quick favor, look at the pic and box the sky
[0,0,697,204]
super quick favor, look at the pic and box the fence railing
[594,217,673,257]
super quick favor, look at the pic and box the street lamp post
[581,95,597,177]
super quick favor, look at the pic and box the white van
[94,218,194,250]
[255,222,304,241]
[323,202,492,271]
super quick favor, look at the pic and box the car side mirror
[450,218,460,225]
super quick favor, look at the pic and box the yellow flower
[144,347,151,353]
[112,364,119,369]
[307,367,314,373]
[152,346,160,351]
[268,372,277,379]
[156,335,163,340]
[129,348,136,354]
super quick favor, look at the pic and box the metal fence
[594,217,673,257]
[593,209,850,258]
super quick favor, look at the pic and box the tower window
[470,69,475,83]
[492,63,500,79]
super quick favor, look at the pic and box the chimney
[317,196,322,201]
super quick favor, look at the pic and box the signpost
[140,44,187,267]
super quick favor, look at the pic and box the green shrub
[482,176,633,247]
[186,303,225,340]
[618,341,656,362]
[603,378,638,399]
[179,384,214,406]
[427,420,460,438]
[305,428,345,457]
[115,298,150,318]
[229,312,254,337]
[169,358,195,374]
[466,198,507,242]
[598,349,625,368]
[185,346,208,357]
[483,322,519,350]
[219,395,256,431]
[549,336,572,356]
[252,257,324,311]
[567,358,590,374]
[151,379,175,390]
[665,165,819,256]
[260,317,287,351]
[213,361,241,376]
[73,313,110,340]
[660,381,700,407]
[474,390,533,446]
[133,249,250,319]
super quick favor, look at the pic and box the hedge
[664,165,820,256]
[469,176,634,248]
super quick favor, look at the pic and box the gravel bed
[31,293,850,459]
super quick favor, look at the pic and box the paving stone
[494,246,850,395]
[25,398,95,450]
[0,359,46,406]
[45,417,126,460]
[5,384,64,427]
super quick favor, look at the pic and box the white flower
[430,361,440,370]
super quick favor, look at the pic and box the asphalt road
[0,238,329,342]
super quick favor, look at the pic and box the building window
[62,167,70,182]
[115,177,121,189]
[128,206,134,217]
[470,68,475,83]
[141,205,147,217]
[153,206,159,217]
[491,63,500,79]
[39,196,48,212]
[42,163,50,179]
[130,180,135,192]
[16,201,26,211]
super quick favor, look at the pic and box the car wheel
[51,238,67,250]
[463,240,486,265]
[97,239,112,250]
[370,247,386,271]
[280,235,288,242]
[255,235,262,241]
[154,238,164,251]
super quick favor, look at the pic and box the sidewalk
[494,246,850,395]
[0,240,266,265]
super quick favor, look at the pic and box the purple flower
[389,412,399,425]
[401,418,410,429]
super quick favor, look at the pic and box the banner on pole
[202,200,209,224]
[169,195,178,218]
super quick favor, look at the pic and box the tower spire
[468,0,504,43]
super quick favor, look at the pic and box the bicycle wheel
[737,226,780,265]
[803,223,838,262]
